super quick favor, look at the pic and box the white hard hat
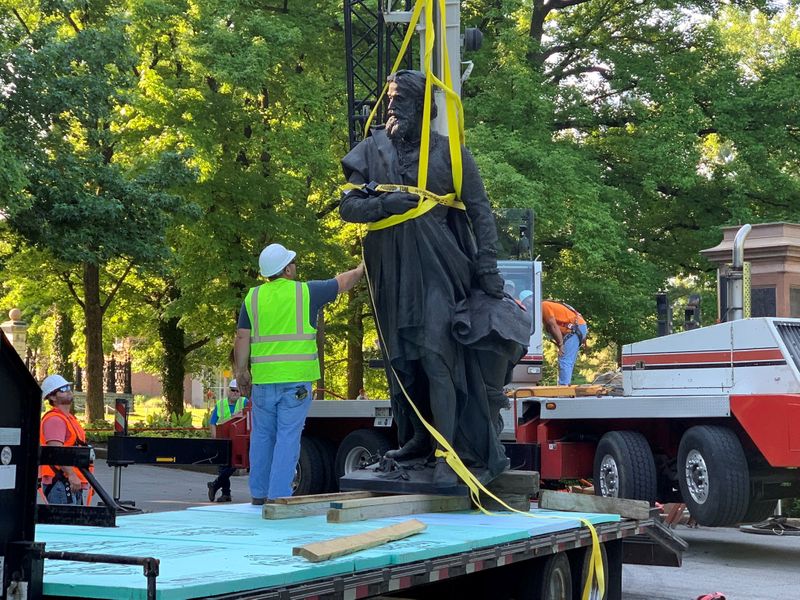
[41,374,72,399]
[259,243,296,278]
[519,290,533,302]
[229,379,238,389]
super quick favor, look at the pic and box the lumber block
[271,491,375,505]
[574,385,608,397]
[328,494,471,523]
[529,386,577,397]
[538,490,650,520]
[476,493,531,513]
[263,500,333,520]
[485,470,540,496]
[293,519,426,562]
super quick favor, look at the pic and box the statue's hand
[382,192,418,215]
[478,272,505,298]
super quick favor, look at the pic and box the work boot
[207,481,220,502]
[251,497,266,506]
[384,432,430,462]
[216,494,232,503]
[432,458,458,489]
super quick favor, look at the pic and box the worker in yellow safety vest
[207,379,248,502]
[234,243,364,504]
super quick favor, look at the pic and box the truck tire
[573,544,608,600]
[293,435,326,496]
[537,553,573,600]
[313,437,338,492]
[741,499,778,524]
[593,431,657,502]
[335,429,393,479]
[677,425,749,526]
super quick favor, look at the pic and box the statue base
[338,456,498,497]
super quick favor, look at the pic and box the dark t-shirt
[237,279,339,330]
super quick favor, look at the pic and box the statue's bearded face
[385,81,421,140]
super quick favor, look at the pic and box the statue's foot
[433,458,458,489]
[384,435,430,461]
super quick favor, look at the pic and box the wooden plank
[538,490,651,520]
[293,519,426,562]
[476,493,531,513]
[529,386,577,397]
[263,501,334,520]
[329,494,456,509]
[328,495,471,523]
[271,491,375,505]
[485,470,540,495]
[574,385,608,397]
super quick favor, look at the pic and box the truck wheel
[538,553,573,600]
[313,437,338,492]
[593,431,657,502]
[573,544,608,600]
[677,425,749,526]
[292,435,326,496]
[335,429,393,479]
[741,499,778,523]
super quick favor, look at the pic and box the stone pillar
[1,308,28,358]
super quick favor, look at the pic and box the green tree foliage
[0,2,192,420]
[463,0,800,354]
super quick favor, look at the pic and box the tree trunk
[83,262,105,423]
[529,0,550,50]
[52,309,74,380]
[346,290,365,399]
[158,315,187,416]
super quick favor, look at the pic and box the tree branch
[184,337,210,354]
[101,261,135,314]
[552,64,614,83]
[59,272,85,309]
[11,8,31,35]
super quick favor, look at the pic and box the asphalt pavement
[88,461,799,600]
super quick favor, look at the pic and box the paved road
[90,462,799,600]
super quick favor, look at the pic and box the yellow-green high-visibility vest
[244,278,320,384]
[215,397,245,422]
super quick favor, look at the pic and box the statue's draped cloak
[340,128,525,476]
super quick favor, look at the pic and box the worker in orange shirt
[542,300,588,385]
[39,374,90,504]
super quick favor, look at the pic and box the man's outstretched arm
[335,263,365,293]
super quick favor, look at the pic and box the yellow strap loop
[341,182,466,231]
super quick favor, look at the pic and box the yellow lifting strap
[341,182,465,231]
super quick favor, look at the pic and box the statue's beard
[386,115,418,141]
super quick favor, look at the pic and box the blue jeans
[44,479,84,505]
[249,382,313,500]
[558,324,587,385]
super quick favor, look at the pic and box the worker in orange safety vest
[39,374,91,505]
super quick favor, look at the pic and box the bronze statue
[340,70,529,490]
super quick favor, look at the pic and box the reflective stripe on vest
[245,279,320,384]
[215,397,245,421]
[39,409,90,483]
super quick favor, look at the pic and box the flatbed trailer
[35,502,657,600]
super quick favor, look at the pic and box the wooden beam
[538,490,651,520]
[484,470,540,495]
[293,519,427,562]
[271,491,375,505]
[263,501,334,520]
[328,494,470,523]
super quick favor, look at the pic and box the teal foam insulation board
[38,503,619,599]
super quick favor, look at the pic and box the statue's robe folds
[340,128,529,479]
